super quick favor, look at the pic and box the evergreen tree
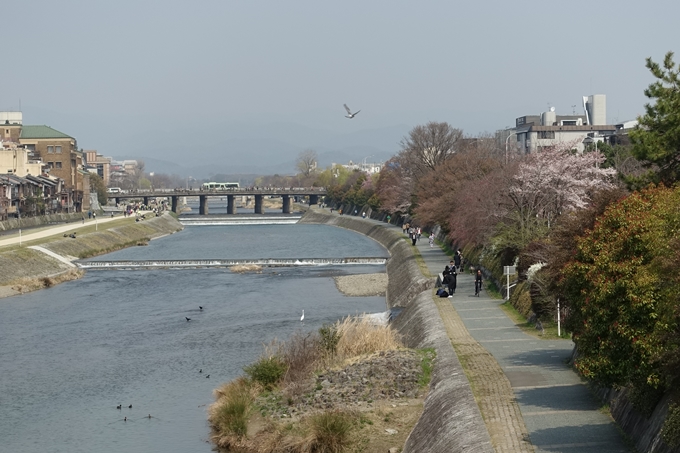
[630,51,680,185]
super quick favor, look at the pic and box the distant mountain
[114,121,408,178]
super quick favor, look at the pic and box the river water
[0,222,388,453]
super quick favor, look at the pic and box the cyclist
[474,269,483,296]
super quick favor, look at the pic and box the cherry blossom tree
[506,144,617,230]
[374,157,414,214]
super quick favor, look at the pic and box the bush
[276,332,322,399]
[209,377,255,444]
[307,410,355,453]
[243,356,287,389]
[509,281,533,318]
[662,403,680,447]
[319,323,342,355]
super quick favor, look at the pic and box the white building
[507,95,617,154]
[332,160,384,175]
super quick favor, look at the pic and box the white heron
[343,104,361,119]
[300,310,305,322]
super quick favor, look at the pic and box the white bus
[107,187,122,194]
[201,182,240,191]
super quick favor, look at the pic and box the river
[0,222,389,453]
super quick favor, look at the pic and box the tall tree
[296,149,318,177]
[398,122,463,178]
[630,51,680,185]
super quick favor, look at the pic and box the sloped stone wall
[300,210,494,453]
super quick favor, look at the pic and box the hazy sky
[3,0,678,166]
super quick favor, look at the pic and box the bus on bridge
[201,182,240,191]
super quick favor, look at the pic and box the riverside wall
[300,210,494,453]
[0,213,184,287]
[0,212,87,232]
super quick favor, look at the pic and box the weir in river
[77,257,388,269]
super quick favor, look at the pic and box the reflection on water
[0,224,387,453]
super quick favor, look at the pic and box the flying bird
[343,104,360,119]
[300,310,305,322]
[199,306,203,310]
[185,317,191,321]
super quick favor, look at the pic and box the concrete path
[412,235,633,452]
[0,214,132,248]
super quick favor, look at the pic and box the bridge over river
[107,187,327,215]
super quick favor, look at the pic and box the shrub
[243,355,287,389]
[509,281,533,318]
[662,403,680,447]
[319,323,342,355]
[209,377,255,444]
[276,332,322,399]
[307,410,355,453]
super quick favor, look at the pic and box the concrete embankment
[300,210,494,453]
[0,213,184,291]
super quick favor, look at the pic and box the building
[505,95,617,154]
[0,111,89,212]
[332,160,384,175]
[83,150,112,186]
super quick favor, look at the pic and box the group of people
[404,224,422,246]
[437,250,484,297]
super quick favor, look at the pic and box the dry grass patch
[9,269,84,294]
[333,316,402,362]
[208,316,422,452]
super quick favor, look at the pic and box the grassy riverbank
[209,316,433,453]
[0,213,183,297]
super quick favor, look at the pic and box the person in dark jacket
[446,265,457,295]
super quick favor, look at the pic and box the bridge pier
[115,197,121,206]
[254,195,264,214]
[143,196,149,206]
[309,195,319,206]
[171,196,179,213]
[282,195,291,214]
[227,195,236,214]
[199,195,208,215]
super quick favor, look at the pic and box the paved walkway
[412,235,633,452]
[0,214,132,248]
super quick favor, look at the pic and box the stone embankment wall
[596,388,679,453]
[0,212,86,232]
[300,210,494,453]
[0,214,183,286]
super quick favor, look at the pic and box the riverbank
[0,213,184,298]
[299,209,494,453]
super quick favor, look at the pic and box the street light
[362,155,373,172]
[505,131,517,165]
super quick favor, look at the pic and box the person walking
[454,250,462,273]
[428,232,435,247]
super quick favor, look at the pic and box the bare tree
[295,149,318,177]
[398,122,464,178]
